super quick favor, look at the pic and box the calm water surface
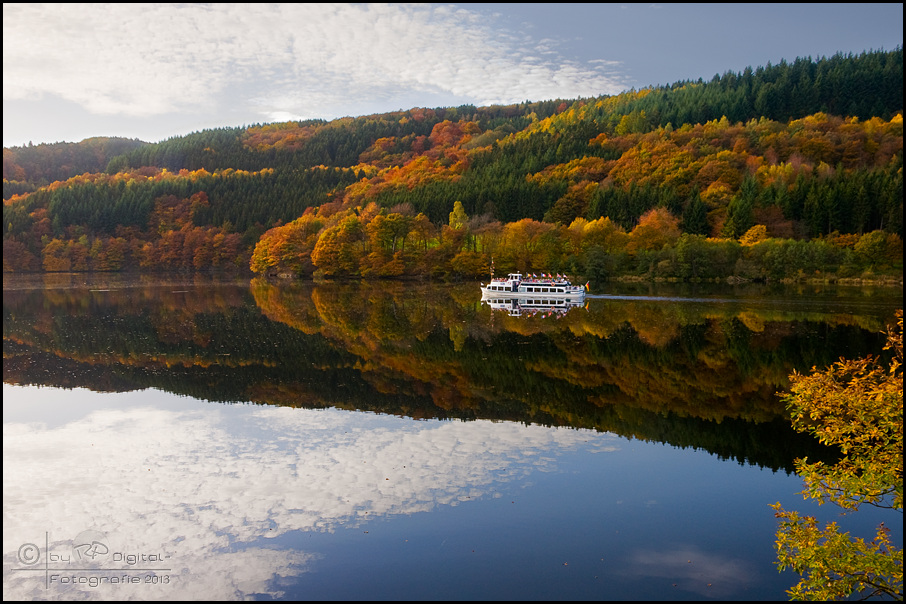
[3,274,902,600]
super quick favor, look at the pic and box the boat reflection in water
[480,271,588,317]
[480,272,587,300]
[481,295,586,317]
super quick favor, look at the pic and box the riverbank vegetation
[4,49,902,283]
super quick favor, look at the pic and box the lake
[3,274,902,600]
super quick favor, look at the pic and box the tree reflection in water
[3,275,901,473]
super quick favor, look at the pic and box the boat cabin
[484,273,521,293]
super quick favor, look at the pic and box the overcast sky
[3,3,902,148]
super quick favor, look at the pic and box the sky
[3,3,902,148]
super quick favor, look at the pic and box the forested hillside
[3,137,146,197]
[3,49,903,281]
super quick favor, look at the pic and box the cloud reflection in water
[3,388,615,599]
[623,546,756,598]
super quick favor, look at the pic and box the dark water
[3,274,902,600]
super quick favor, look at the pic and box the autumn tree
[409,213,436,253]
[41,238,71,272]
[627,207,681,253]
[2,238,40,272]
[311,214,365,277]
[449,200,469,230]
[450,250,488,278]
[855,231,904,271]
[581,216,629,253]
[249,211,324,275]
[497,218,559,273]
[740,224,769,246]
[361,212,415,277]
[771,310,902,600]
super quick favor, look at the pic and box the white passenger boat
[480,272,587,300]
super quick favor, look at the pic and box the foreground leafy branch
[772,309,902,600]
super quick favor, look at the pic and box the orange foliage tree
[627,208,681,253]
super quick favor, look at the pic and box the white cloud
[2,3,627,124]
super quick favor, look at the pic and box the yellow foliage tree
[771,310,902,600]
[740,224,769,246]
